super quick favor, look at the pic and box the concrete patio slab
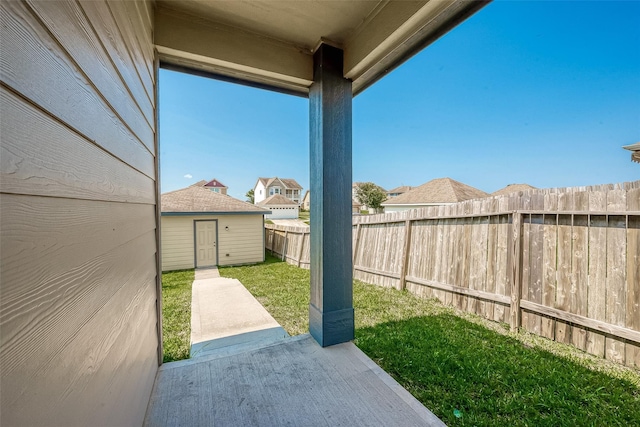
[145,267,445,426]
[145,334,445,427]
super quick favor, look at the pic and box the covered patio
[155,0,490,348]
[145,268,442,426]
[0,1,489,425]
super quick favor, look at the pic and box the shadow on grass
[355,314,640,427]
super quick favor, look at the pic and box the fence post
[399,219,413,291]
[510,211,523,332]
[282,230,288,261]
[297,232,306,267]
[269,228,274,254]
[352,223,362,275]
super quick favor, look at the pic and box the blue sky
[159,0,639,200]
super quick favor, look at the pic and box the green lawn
[161,269,194,362]
[220,255,640,427]
[298,210,310,221]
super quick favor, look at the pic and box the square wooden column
[309,43,354,347]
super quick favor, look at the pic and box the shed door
[195,221,217,267]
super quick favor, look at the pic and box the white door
[195,221,217,267]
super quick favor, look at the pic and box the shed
[161,185,269,270]
[257,194,300,219]
[382,177,489,212]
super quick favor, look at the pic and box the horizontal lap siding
[0,1,157,426]
[218,215,265,266]
[161,215,265,271]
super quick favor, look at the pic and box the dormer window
[269,187,281,196]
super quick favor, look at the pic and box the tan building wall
[0,1,158,426]
[161,215,265,271]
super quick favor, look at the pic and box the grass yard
[161,269,194,362]
[220,255,640,427]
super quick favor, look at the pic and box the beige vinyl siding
[161,215,265,271]
[0,1,158,426]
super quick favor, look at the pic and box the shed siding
[161,215,265,271]
[0,1,158,426]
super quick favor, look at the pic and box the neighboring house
[491,183,537,197]
[161,185,269,271]
[386,185,412,198]
[382,177,489,213]
[254,177,303,204]
[203,178,228,194]
[302,190,310,210]
[623,142,640,163]
[257,194,300,219]
[352,199,362,214]
[352,182,386,213]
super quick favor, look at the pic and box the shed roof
[257,194,299,206]
[491,183,537,197]
[382,177,489,205]
[162,185,268,214]
[623,142,640,163]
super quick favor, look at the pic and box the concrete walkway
[189,267,289,359]
[144,267,445,426]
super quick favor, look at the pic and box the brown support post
[399,219,413,291]
[510,211,523,332]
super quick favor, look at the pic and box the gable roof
[256,177,302,190]
[387,185,412,194]
[623,142,640,163]
[382,178,489,205]
[203,178,227,188]
[161,185,268,214]
[257,194,299,206]
[491,183,537,197]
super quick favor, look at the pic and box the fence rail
[266,180,640,367]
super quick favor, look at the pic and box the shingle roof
[387,185,412,194]
[491,183,537,197]
[382,178,489,205]
[204,178,227,188]
[257,194,299,206]
[623,142,640,163]
[280,178,302,189]
[190,180,207,187]
[257,177,302,189]
[162,185,268,213]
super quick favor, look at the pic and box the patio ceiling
[155,0,490,96]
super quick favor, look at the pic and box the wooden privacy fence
[266,181,640,367]
[265,224,310,268]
